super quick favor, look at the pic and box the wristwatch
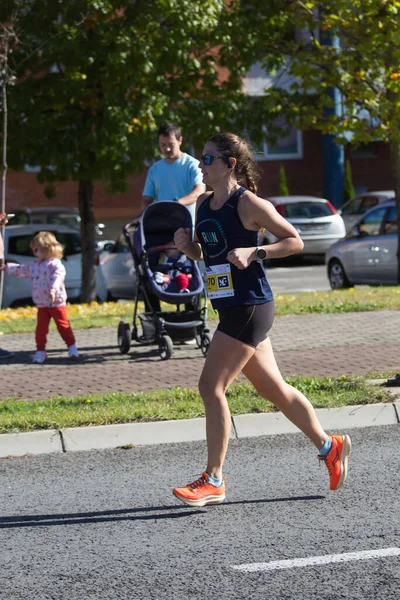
[256,246,267,262]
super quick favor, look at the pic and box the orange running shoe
[318,434,352,490]
[173,472,226,507]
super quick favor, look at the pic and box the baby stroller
[117,201,210,360]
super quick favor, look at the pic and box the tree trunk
[78,179,96,302]
[0,77,8,309]
[389,139,400,285]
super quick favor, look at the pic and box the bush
[279,164,290,196]
[343,160,355,204]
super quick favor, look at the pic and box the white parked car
[340,190,395,231]
[263,196,346,255]
[1,224,108,308]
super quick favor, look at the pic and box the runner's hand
[174,227,191,251]
[227,247,255,270]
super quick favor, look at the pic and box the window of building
[350,143,378,158]
[255,122,303,161]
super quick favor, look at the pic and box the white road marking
[232,548,400,573]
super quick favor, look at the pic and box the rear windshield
[280,202,333,218]
[7,232,82,257]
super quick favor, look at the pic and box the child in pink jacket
[1,231,79,364]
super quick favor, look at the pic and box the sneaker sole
[337,434,352,490]
[173,490,226,507]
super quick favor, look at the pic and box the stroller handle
[123,219,140,233]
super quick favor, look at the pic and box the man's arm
[176,183,205,207]
[141,195,154,212]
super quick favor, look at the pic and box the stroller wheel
[200,332,211,356]
[118,321,131,354]
[159,335,173,360]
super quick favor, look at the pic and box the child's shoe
[68,344,79,359]
[33,351,47,364]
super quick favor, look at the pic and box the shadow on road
[0,495,324,529]
[0,504,204,528]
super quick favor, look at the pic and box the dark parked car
[326,201,398,289]
[7,207,105,236]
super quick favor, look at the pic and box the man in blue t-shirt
[141,122,205,225]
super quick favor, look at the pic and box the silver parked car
[264,196,346,255]
[326,201,398,289]
[2,224,108,308]
[99,231,136,300]
[340,190,395,231]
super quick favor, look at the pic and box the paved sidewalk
[1,310,400,401]
[1,310,399,457]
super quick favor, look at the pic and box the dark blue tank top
[196,187,273,309]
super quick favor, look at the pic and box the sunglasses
[200,154,229,166]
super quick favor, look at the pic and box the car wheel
[328,259,352,290]
[159,335,173,360]
[117,321,131,354]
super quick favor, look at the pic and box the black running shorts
[216,301,275,348]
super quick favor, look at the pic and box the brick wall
[5,131,394,221]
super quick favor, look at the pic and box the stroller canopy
[136,201,193,255]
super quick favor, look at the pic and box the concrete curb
[0,429,63,458]
[0,402,399,458]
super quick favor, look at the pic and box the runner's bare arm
[238,191,303,260]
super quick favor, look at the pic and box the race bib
[206,263,234,299]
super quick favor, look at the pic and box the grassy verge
[0,287,399,335]
[0,376,394,434]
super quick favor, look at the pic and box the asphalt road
[265,256,330,294]
[266,263,330,294]
[1,426,399,599]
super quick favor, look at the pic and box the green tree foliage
[343,161,355,205]
[278,164,289,196]
[1,0,250,301]
[229,0,400,282]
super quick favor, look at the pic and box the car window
[358,206,388,236]
[383,206,398,235]
[57,233,82,255]
[341,197,363,215]
[7,232,82,257]
[360,196,379,211]
[6,211,30,226]
[282,202,334,218]
[31,213,80,229]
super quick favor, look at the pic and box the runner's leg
[242,336,328,448]
[199,329,255,479]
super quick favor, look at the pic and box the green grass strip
[0,376,393,434]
